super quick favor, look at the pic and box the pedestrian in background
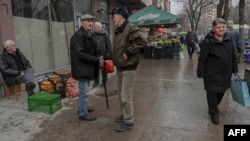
[180,35,184,45]
[70,14,104,121]
[92,22,112,87]
[185,28,197,59]
[197,18,238,125]
[110,5,147,132]
[227,20,242,61]
[1,40,36,96]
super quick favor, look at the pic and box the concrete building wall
[13,17,52,74]
[13,16,73,74]
[51,21,72,69]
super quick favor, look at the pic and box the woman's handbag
[105,60,115,73]
[230,74,250,107]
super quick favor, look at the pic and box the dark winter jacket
[70,26,100,81]
[1,48,32,86]
[227,28,242,53]
[112,20,147,71]
[185,31,197,45]
[93,29,112,60]
[197,31,238,92]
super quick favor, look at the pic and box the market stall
[128,5,181,27]
[128,5,182,59]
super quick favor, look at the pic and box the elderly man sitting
[1,40,36,96]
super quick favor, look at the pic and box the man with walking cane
[109,5,147,132]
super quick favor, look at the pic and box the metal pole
[48,0,56,70]
[73,0,76,32]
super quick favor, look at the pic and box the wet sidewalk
[0,49,250,141]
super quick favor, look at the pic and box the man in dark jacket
[227,20,242,59]
[110,6,147,132]
[92,22,112,87]
[1,40,35,96]
[185,28,197,59]
[70,14,104,121]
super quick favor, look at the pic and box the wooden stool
[7,83,21,101]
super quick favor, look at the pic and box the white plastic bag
[195,43,200,53]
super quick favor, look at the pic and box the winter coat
[112,20,147,71]
[185,31,197,45]
[180,36,184,44]
[227,29,242,53]
[93,30,112,60]
[1,48,32,86]
[197,31,238,92]
[70,26,99,81]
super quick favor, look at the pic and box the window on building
[12,0,74,22]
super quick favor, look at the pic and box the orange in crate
[48,74,61,83]
[40,80,55,93]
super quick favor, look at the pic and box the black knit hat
[109,6,130,19]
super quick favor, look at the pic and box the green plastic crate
[28,92,62,115]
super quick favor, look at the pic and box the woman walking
[197,18,238,125]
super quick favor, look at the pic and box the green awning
[177,31,187,35]
[128,5,181,27]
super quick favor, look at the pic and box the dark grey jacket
[197,31,238,92]
[93,29,112,60]
[1,48,32,86]
[70,26,100,81]
[227,29,242,53]
[185,31,197,45]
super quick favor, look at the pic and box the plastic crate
[28,92,62,115]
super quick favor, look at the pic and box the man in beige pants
[109,6,147,132]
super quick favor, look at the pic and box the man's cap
[109,6,130,19]
[80,14,95,21]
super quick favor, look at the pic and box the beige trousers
[116,70,135,124]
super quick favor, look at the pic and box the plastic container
[28,92,62,115]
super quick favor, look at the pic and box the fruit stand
[128,5,181,59]
[144,36,181,59]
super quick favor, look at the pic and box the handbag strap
[233,73,241,81]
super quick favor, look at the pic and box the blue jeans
[78,80,89,117]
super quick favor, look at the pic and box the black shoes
[116,122,134,132]
[114,115,134,132]
[79,114,97,121]
[115,115,123,123]
[25,82,36,91]
[211,114,219,125]
[26,82,35,97]
[28,91,35,97]
[87,107,94,112]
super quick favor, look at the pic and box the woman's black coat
[197,31,238,92]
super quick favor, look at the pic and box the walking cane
[101,67,109,109]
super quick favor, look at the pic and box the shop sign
[138,13,160,20]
